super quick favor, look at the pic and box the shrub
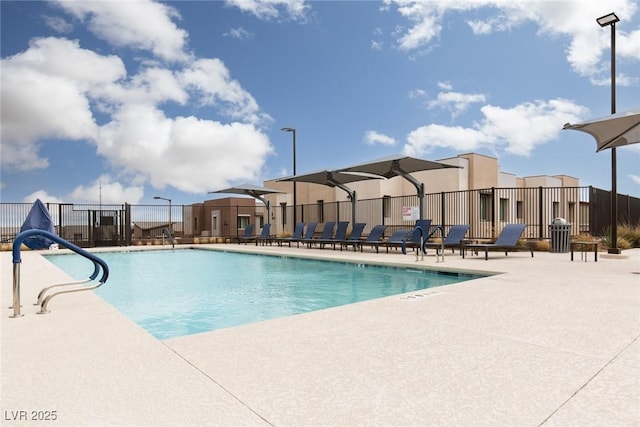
[600,222,640,249]
[531,239,550,251]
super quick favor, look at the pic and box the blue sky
[1,0,639,206]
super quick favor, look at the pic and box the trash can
[549,218,571,253]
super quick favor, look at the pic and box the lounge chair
[239,224,271,245]
[423,224,470,255]
[236,224,255,244]
[273,222,305,247]
[306,221,335,248]
[462,223,533,260]
[381,229,413,253]
[255,223,272,246]
[294,221,318,248]
[340,223,367,251]
[314,221,349,249]
[398,219,432,254]
[357,225,388,253]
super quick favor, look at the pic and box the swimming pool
[45,249,484,339]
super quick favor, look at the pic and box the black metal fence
[1,186,638,248]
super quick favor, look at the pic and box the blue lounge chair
[255,223,272,246]
[382,229,413,253]
[357,225,388,253]
[423,224,470,255]
[240,224,271,245]
[236,224,255,244]
[273,222,305,247]
[462,223,533,260]
[315,221,349,249]
[340,223,366,251]
[397,219,432,254]
[295,222,317,248]
[306,221,335,248]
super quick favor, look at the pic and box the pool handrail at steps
[401,225,445,263]
[10,229,109,317]
[162,227,175,249]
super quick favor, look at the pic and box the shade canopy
[208,183,285,222]
[563,109,640,152]
[278,170,382,226]
[338,154,459,220]
[209,183,285,198]
[278,170,381,187]
[338,154,458,178]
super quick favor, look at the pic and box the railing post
[440,192,446,230]
[538,186,544,240]
[11,262,23,318]
[491,187,496,238]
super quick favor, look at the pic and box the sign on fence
[402,206,419,221]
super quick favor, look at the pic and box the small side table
[570,241,599,262]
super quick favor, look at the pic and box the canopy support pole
[392,161,425,220]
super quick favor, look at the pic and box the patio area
[2,245,639,426]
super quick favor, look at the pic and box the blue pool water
[45,249,483,339]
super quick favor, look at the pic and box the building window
[516,201,523,220]
[480,193,491,221]
[568,202,575,222]
[237,214,250,229]
[499,198,508,221]
[382,195,391,218]
[256,214,264,228]
[317,200,324,222]
[280,202,287,225]
[194,217,198,231]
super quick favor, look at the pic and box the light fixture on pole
[153,196,172,234]
[281,127,297,229]
[597,11,621,254]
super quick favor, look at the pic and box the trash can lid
[552,217,568,225]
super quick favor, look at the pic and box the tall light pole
[154,196,172,235]
[597,12,621,254]
[281,127,297,229]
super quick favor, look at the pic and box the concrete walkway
[2,245,639,426]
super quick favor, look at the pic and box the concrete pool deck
[1,244,639,426]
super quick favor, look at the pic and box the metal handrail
[35,278,93,306]
[424,225,445,263]
[400,225,445,263]
[401,226,426,261]
[161,227,175,249]
[11,229,109,317]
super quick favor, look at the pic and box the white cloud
[384,0,640,85]
[408,89,427,99]
[224,27,254,40]
[225,0,309,20]
[404,98,589,157]
[629,174,640,185]
[364,130,397,146]
[1,7,273,194]
[96,104,273,193]
[42,15,73,33]
[69,175,144,204]
[22,191,65,204]
[1,37,124,171]
[437,81,452,91]
[178,59,270,125]
[428,90,487,118]
[52,0,189,62]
